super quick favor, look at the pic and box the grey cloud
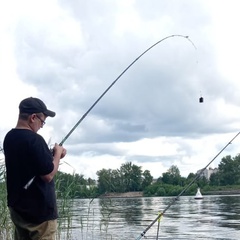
[9,0,240,165]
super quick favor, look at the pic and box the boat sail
[194,187,203,199]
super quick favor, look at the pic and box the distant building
[196,167,218,180]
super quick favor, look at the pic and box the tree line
[54,154,240,198]
[2,152,239,199]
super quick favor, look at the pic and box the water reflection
[117,198,143,224]
[58,195,240,240]
[214,195,240,230]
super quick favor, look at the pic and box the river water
[58,195,240,240]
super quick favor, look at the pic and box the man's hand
[53,143,66,159]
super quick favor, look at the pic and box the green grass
[0,157,112,240]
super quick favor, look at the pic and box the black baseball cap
[19,97,56,117]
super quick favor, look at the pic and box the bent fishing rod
[135,131,240,240]
[24,34,196,189]
[59,34,196,146]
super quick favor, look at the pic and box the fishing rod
[24,34,196,189]
[59,34,196,146]
[135,131,240,240]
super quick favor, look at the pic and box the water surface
[58,195,240,240]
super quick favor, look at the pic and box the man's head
[19,97,56,117]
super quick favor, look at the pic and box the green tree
[143,182,160,196]
[131,164,142,191]
[232,154,240,184]
[87,177,96,186]
[120,162,142,192]
[156,176,163,184]
[186,173,195,182]
[218,155,239,185]
[196,176,208,188]
[111,169,124,192]
[156,186,166,196]
[209,172,220,186]
[162,165,181,185]
[141,170,153,189]
[55,171,97,198]
[96,169,113,194]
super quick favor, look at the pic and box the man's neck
[15,119,32,131]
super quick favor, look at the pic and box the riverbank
[99,191,143,198]
[100,189,240,198]
[205,189,240,195]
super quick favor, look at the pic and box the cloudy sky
[1,0,240,180]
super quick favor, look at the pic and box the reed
[55,174,75,240]
[0,156,113,240]
[0,158,13,240]
[99,198,113,233]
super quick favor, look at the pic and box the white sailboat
[194,187,203,200]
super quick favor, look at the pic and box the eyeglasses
[36,115,46,126]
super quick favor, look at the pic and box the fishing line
[135,131,240,240]
[24,34,196,189]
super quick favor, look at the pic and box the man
[3,97,67,240]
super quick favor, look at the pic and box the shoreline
[205,190,240,195]
[99,190,240,198]
[99,191,143,198]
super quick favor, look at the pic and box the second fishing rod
[135,131,240,240]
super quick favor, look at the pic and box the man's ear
[29,113,36,123]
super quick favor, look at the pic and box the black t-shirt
[3,128,57,224]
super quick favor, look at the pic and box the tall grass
[0,154,113,240]
[55,173,75,240]
[54,171,113,239]
[0,157,13,239]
